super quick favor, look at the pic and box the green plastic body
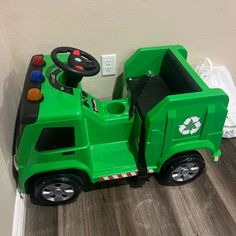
[15,45,228,192]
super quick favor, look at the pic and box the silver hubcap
[42,183,74,202]
[171,162,200,182]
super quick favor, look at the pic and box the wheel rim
[42,182,75,202]
[171,162,200,182]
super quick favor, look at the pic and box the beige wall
[1,0,236,98]
[0,20,19,236]
[0,1,235,234]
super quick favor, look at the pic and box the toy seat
[127,50,202,119]
[127,75,172,118]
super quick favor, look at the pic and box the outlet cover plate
[101,54,116,76]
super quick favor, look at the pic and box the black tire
[31,173,82,206]
[160,151,205,185]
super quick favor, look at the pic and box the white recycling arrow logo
[179,116,201,135]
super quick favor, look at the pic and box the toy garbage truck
[12,45,228,205]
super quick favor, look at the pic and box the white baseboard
[12,190,27,236]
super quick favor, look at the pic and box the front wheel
[31,173,82,206]
[160,151,205,185]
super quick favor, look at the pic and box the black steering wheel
[51,46,100,77]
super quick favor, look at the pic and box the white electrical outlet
[101,54,116,76]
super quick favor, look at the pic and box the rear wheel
[31,173,82,206]
[160,151,205,185]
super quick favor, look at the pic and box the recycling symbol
[179,116,201,135]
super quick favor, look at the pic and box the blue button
[30,70,44,83]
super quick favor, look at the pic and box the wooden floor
[25,139,236,236]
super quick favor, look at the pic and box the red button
[73,50,80,56]
[32,55,45,66]
[75,65,84,70]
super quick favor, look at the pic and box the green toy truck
[13,45,228,205]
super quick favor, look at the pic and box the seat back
[160,50,202,94]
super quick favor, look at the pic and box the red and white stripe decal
[99,169,154,181]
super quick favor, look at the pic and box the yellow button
[27,88,43,102]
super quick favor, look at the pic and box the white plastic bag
[196,58,236,138]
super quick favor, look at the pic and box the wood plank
[25,198,58,236]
